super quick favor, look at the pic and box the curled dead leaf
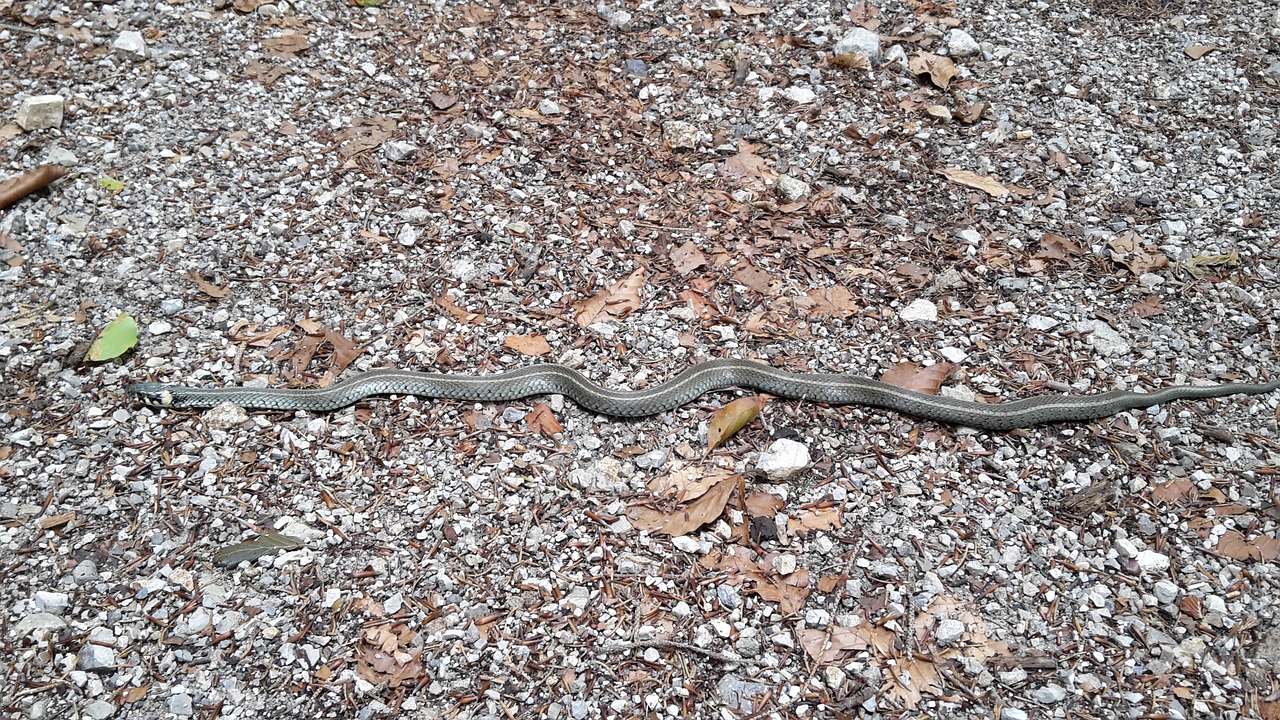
[0,165,70,210]
[935,167,1009,198]
[707,395,769,450]
[879,362,952,395]
[627,475,738,536]
[503,334,552,356]
[908,52,957,88]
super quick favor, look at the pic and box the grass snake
[126,358,1280,431]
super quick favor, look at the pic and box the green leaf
[354,0,385,6]
[212,531,305,567]
[96,175,126,192]
[85,312,138,362]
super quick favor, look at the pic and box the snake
[125,358,1280,431]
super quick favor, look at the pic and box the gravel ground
[4,0,1280,718]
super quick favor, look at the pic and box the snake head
[126,382,177,407]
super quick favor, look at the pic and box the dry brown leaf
[324,329,364,376]
[908,52,957,88]
[1037,232,1082,260]
[627,475,737,536]
[574,269,646,326]
[884,657,943,709]
[895,263,930,286]
[935,167,1009,198]
[879,362,952,395]
[729,2,769,15]
[1183,44,1217,59]
[356,623,424,688]
[0,165,71,210]
[805,286,859,317]
[1130,295,1164,318]
[749,569,811,614]
[183,271,230,298]
[120,685,149,703]
[1216,530,1280,562]
[503,334,551,356]
[849,1,880,28]
[831,52,871,69]
[787,506,842,535]
[463,4,497,23]
[798,622,895,664]
[435,295,486,324]
[707,396,769,450]
[670,241,707,274]
[262,30,311,59]
[232,0,262,12]
[720,140,776,180]
[335,116,396,159]
[430,93,458,110]
[649,467,732,503]
[245,59,287,86]
[733,264,778,295]
[1152,478,1194,504]
[526,404,564,437]
[745,490,784,518]
[1107,231,1168,275]
[954,101,988,124]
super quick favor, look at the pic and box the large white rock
[756,439,810,481]
[16,95,65,130]
[833,28,881,66]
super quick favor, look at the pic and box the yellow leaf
[707,395,769,450]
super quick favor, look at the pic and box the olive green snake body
[126,359,1280,431]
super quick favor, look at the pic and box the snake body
[125,359,1280,430]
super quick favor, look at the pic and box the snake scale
[126,358,1280,431]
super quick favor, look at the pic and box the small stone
[160,299,184,316]
[147,320,173,335]
[112,31,148,60]
[33,591,70,614]
[756,439,810,481]
[83,701,116,720]
[1173,637,1206,667]
[717,584,740,609]
[537,98,561,115]
[12,612,68,637]
[946,29,981,57]
[998,668,1027,686]
[782,86,816,104]
[1135,550,1170,574]
[383,141,418,162]
[16,95,65,131]
[868,559,900,580]
[78,640,117,671]
[1002,708,1029,720]
[204,402,249,430]
[899,299,938,322]
[672,601,691,619]
[622,59,648,77]
[635,448,670,470]
[1114,538,1139,559]
[824,666,847,691]
[716,675,773,713]
[662,120,700,150]
[1154,580,1180,605]
[72,559,99,584]
[833,28,881,66]
[805,608,831,627]
[1082,319,1130,357]
[938,347,967,363]
[774,174,810,202]
[1032,683,1067,704]
[671,535,700,553]
[1026,314,1059,331]
[772,554,798,576]
[1077,674,1105,693]
[168,693,194,716]
[935,619,965,646]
